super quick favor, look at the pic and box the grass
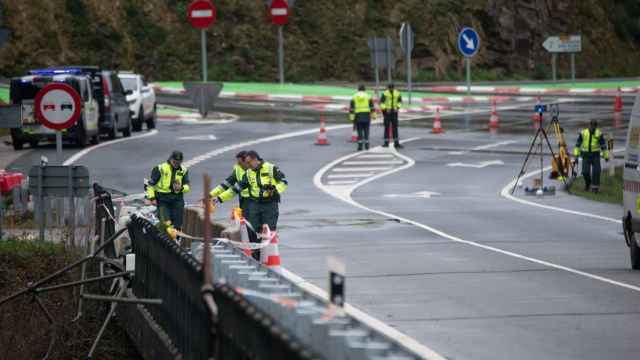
[0,87,9,103]
[568,166,623,204]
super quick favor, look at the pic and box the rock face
[0,0,638,81]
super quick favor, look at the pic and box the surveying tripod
[511,104,569,194]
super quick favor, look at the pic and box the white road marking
[314,141,640,301]
[178,134,217,141]
[328,173,375,179]
[328,180,357,185]
[447,160,505,168]
[332,167,392,172]
[358,154,395,159]
[342,160,404,165]
[448,140,517,156]
[63,130,159,166]
[384,191,441,199]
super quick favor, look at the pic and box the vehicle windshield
[119,77,137,92]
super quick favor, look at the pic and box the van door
[82,78,99,133]
[110,73,129,130]
[623,94,640,226]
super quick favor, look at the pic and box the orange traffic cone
[532,97,542,122]
[239,217,252,257]
[260,225,281,272]
[614,87,623,113]
[488,99,500,128]
[350,124,358,143]
[315,117,330,145]
[431,108,443,134]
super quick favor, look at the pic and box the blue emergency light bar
[29,68,83,76]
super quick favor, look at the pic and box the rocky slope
[0,0,638,82]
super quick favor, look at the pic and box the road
[8,95,639,359]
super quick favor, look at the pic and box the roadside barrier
[122,206,428,359]
[614,87,623,113]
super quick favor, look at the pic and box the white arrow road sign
[446,160,504,168]
[384,191,441,199]
[178,134,217,141]
[462,34,475,50]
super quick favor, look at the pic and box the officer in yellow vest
[146,151,190,229]
[214,151,288,249]
[380,83,403,148]
[349,85,376,151]
[573,120,609,193]
[210,151,251,218]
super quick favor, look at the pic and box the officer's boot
[382,141,389,148]
[357,143,363,151]
[394,141,404,149]
[365,142,370,150]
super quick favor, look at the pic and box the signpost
[400,23,414,104]
[457,27,480,96]
[188,0,217,82]
[34,83,82,158]
[368,37,394,94]
[543,35,582,83]
[270,0,289,85]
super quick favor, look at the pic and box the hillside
[0,0,639,82]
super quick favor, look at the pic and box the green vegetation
[0,87,9,103]
[0,239,141,359]
[569,167,623,205]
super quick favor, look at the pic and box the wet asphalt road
[9,95,640,359]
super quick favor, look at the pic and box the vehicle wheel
[29,140,38,148]
[77,124,89,147]
[12,140,23,150]
[146,105,157,130]
[132,107,143,132]
[91,133,101,145]
[624,214,640,270]
[122,117,132,137]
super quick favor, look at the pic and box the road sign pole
[201,29,207,82]
[551,53,557,82]
[406,29,412,104]
[373,39,380,96]
[56,131,62,160]
[386,37,392,83]
[465,57,471,96]
[278,25,285,85]
[570,53,576,84]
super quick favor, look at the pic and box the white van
[622,95,640,269]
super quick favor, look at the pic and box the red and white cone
[614,87,623,113]
[350,124,358,143]
[315,117,330,145]
[239,217,252,257]
[431,108,444,134]
[260,224,281,272]
[532,97,542,122]
[488,99,500,128]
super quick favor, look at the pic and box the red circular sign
[34,83,82,131]
[188,0,217,29]
[270,0,289,26]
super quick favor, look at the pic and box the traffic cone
[315,117,330,145]
[350,124,358,143]
[614,87,623,113]
[488,99,500,128]
[239,217,252,257]
[260,224,281,272]
[431,108,443,134]
[532,97,542,122]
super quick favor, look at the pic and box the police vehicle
[9,70,100,149]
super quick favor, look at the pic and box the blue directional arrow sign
[458,27,480,57]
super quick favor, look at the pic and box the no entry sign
[34,83,81,131]
[188,0,216,29]
[270,0,289,25]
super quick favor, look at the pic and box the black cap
[170,150,184,161]
[236,150,248,159]
[358,85,365,91]
[388,83,395,89]
[246,150,262,161]
[590,119,598,128]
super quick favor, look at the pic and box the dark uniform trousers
[383,111,399,143]
[355,113,371,149]
[247,200,279,260]
[156,193,185,230]
[581,152,602,188]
